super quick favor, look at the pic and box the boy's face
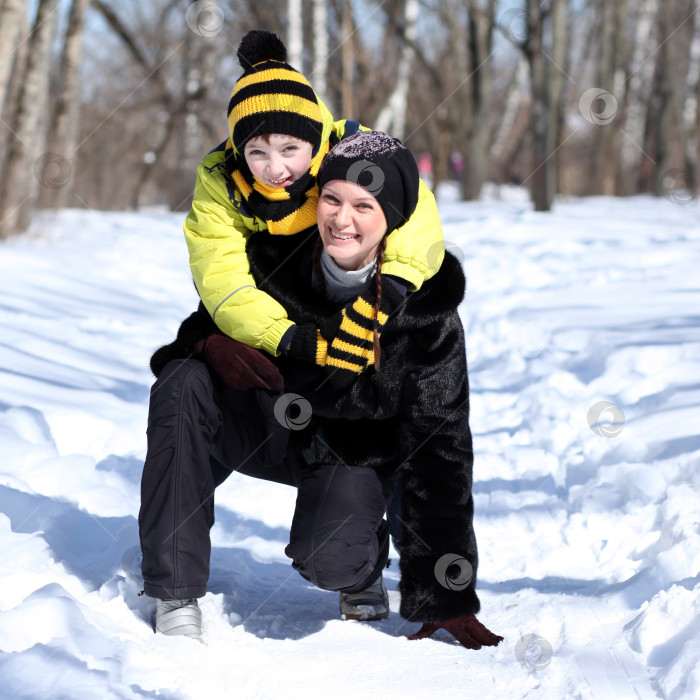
[243,134,313,188]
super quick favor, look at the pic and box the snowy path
[0,192,698,699]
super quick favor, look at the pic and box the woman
[140,131,502,650]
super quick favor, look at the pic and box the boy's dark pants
[138,359,391,601]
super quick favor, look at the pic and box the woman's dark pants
[138,359,391,601]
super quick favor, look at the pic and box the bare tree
[689,2,700,189]
[548,0,568,203]
[40,0,91,210]
[341,0,355,117]
[651,0,695,195]
[1,0,689,219]
[374,0,419,140]
[0,0,60,237]
[89,0,224,210]
[0,0,26,115]
[490,58,527,172]
[518,0,570,211]
[311,0,330,108]
[589,0,627,195]
[522,0,550,210]
[169,33,219,211]
[462,0,495,200]
[287,0,303,69]
[619,0,659,195]
[0,0,29,169]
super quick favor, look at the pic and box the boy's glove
[286,324,329,366]
[407,615,504,650]
[197,332,284,392]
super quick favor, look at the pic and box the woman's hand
[197,332,284,392]
[408,615,504,650]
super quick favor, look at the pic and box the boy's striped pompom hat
[228,30,324,153]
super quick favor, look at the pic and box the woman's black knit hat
[316,131,420,234]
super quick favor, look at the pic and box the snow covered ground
[0,186,698,699]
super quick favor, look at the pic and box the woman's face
[243,134,313,188]
[317,180,388,271]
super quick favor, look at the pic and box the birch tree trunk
[0,0,28,169]
[341,0,354,117]
[287,0,303,71]
[0,0,60,237]
[168,37,218,211]
[490,58,527,163]
[684,4,700,177]
[40,0,90,210]
[0,0,26,115]
[692,4,700,189]
[592,0,627,195]
[620,0,658,194]
[374,0,419,140]
[311,0,329,108]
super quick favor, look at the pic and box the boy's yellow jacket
[184,102,445,357]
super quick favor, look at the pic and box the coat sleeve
[397,311,480,622]
[382,180,444,291]
[184,151,294,356]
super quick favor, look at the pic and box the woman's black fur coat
[152,230,480,622]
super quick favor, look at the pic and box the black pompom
[237,30,287,69]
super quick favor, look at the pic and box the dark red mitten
[408,615,503,650]
[197,333,284,392]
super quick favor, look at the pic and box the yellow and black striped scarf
[225,138,331,235]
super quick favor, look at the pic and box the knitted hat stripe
[230,78,317,111]
[231,95,322,126]
[231,114,322,155]
[232,65,311,94]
